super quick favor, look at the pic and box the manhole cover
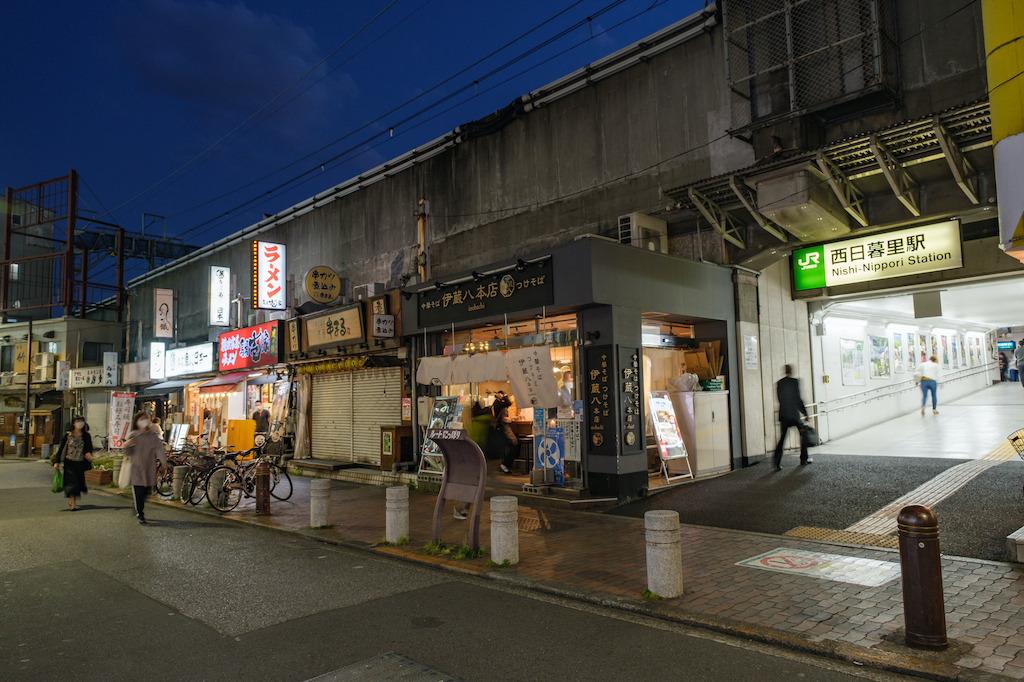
[303,652,463,682]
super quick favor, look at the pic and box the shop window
[82,341,113,364]
[0,346,12,372]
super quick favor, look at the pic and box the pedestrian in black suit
[773,364,811,470]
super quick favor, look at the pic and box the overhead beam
[933,116,980,205]
[815,151,869,227]
[869,134,920,217]
[728,175,787,242]
[688,187,746,249]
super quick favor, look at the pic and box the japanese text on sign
[103,351,118,387]
[417,259,554,328]
[154,288,173,338]
[219,322,279,370]
[253,241,287,310]
[209,266,231,326]
[303,266,341,304]
[165,343,214,377]
[585,346,615,454]
[303,305,364,352]
[150,341,166,380]
[70,367,104,388]
[372,313,395,339]
[108,392,136,449]
[620,348,642,451]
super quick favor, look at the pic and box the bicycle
[205,449,292,512]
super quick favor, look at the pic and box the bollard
[172,465,188,500]
[112,458,122,485]
[310,478,332,527]
[386,486,409,543]
[490,496,519,565]
[645,510,684,599]
[254,461,271,515]
[898,505,948,650]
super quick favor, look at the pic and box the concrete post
[645,510,684,598]
[254,461,270,515]
[310,478,332,528]
[112,458,122,485]
[490,496,519,565]
[172,465,188,500]
[386,486,409,543]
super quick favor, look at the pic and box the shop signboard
[150,341,166,380]
[103,351,118,387]
[56,361,70,390]
[302,304,364,352]
[286,318,301,356]
[209,266,231,326]
[165,342,214,378]
[253,241,287,310]
[70,367,104,388]
[418,396,460,474]
[535,426,564,485]
[417,260,554,328]
[154,288,174,338]
[14,342,28,374]
[618,347,644,455]
[371,313,395,338]
[303,266,342,304]
[121,361,151,385]
[218,321,280,371]
[792,220,963,291]
[584,345,616,456]
[108,392,136,449]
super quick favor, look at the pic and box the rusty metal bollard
[898,505,947,650]
[255,461,271,515]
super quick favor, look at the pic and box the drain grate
[784,526,898,549]
[303,652,463,682]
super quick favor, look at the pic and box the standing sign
[209,266,231,326]
[793,220,963,291]
[150,341,166,380]
[165,343,214,378]
[108,392,136,449]
[504,346,561,409]
[303,266,342,304]
[535,426,565,485]
[70,367,104,388]
[103,351,118,387]
[648,391,693,483]
[154,288,174,338]
[218,322,279,371]
[253,241,287,310]
[56,361,70,390]
[418,396,460,474]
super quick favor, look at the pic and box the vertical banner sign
[154,288,174,338]
[504,346,561,408]
[108,392,136,449]
[584,346,616,456]
[619,347,643,454]
[150,341,166,380]
[102,351,118,387]
[56,361,70,390]
[209,266,231,326]
[254,241,287,310]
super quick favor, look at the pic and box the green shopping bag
[51,469,64,494]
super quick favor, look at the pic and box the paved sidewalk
[117,474,1024,681]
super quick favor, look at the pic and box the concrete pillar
[112,458,122,485]
[172,465,188,500]
[310,478,332,528]
[385,486,409,543]
[489,496,519,565]
[645,510,683,598]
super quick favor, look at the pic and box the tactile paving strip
[784,526,898,549]
[304,652,463,682]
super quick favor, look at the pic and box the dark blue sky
[1,0,705,281]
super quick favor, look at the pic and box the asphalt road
[612,455,1024,562]
[0,458,928,682]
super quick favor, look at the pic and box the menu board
[418,396,461,474]
[648,392,687,461]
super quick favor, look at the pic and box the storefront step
[287,462,418,489]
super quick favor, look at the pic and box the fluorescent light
[825,316,868,327]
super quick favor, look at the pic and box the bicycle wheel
[189,469,208,506]
[206,467,243,512]
[269,465,292,501]
[155,465,174,498]
[180,468,197,504]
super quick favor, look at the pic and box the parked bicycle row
[156,442,292,512]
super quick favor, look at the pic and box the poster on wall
[951,337,959,368]
[840,338,866,386]
[892,334,904,374]
[932,336,939,363]
[154,288,174,338]
[968,337,976,365]
[869,335,891,379]
[961,335,968,366]
[743,335,759,370]
[919,333,929,363]
[906,333,916,369]
[940,336,950,369]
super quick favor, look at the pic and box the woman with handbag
[123,412,167,525]
[52,418,94,511]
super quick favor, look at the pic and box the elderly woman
[124,411,167,524]
[53,417,94,511]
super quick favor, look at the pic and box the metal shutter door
[84,390,110,440]
[351,366,403,466]
[311,373,353,461]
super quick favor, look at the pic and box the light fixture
[824,316,868,327]
[42,331,55,339]
[472,271,483,282]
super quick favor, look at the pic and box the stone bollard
[112,458,122,485]
[386,486,409,543]
[645,510,684,599]
[490,496,519,565]
[172,465,188,500]
[310,478,332,528]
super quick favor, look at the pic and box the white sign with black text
[254,241,287,310]
[103,351,118,387]
[150,341,166,381]
[209,266,231,326]
[154,288,174,338]
[165,342,214,378]
[372,313,395,338]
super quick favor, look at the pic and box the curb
[90,486,1015,682]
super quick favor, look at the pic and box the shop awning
[201,372,260,388]
[137,379,195,397]
[30,404,62,415]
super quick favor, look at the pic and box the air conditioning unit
[353,283,384,300]
[0,375,12,387]
[34,352,54,367]
[618,213,668,253]
[33,365,55,382]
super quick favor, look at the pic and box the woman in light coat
[124,411,167,524]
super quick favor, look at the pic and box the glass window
[82,341,113,364]
[0,346,13,372]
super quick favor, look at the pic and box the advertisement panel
[154,288,174,338]
[302,304,364,352]
[218,321,280,371]
[253,241,287,310]
[108,392,136,449]
[793,221,963,291]
[70,367,104,388]
[209,266,231,326]
[165,343,214,378]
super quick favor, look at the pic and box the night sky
[1,0,704,282]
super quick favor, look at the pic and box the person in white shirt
[914,354,941,415]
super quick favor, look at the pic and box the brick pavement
[129,474,1024,681]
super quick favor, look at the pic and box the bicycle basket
[1008,429,1024,459]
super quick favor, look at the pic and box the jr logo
[798,252,820,270]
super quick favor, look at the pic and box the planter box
[84,469,112,485]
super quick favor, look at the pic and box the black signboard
[584,345,617,456]
[619,346,644,455]
[417,263,553,328]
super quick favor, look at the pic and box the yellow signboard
[302,304,364,352]
[304,266,342,304]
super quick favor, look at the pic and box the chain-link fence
[724,0,898,131]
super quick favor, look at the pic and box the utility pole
[416,199,430,283]
[23,317,32,458]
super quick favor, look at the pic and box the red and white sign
[218,321,280,371]
[70,367,104,388]
[253,241,286,310]
[108,392,136,449]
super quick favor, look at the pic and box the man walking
[772,364,811,470]
[1015,341,1024,389]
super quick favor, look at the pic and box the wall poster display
[840,338,866,386]
[418,396,461,474]
[940,336,950,369]
[906,333,916,369]
[892,334,904,374]
[951,337,960,368]
[919,333,929,363]
[869,335,891,379]
[932,336,939,363]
